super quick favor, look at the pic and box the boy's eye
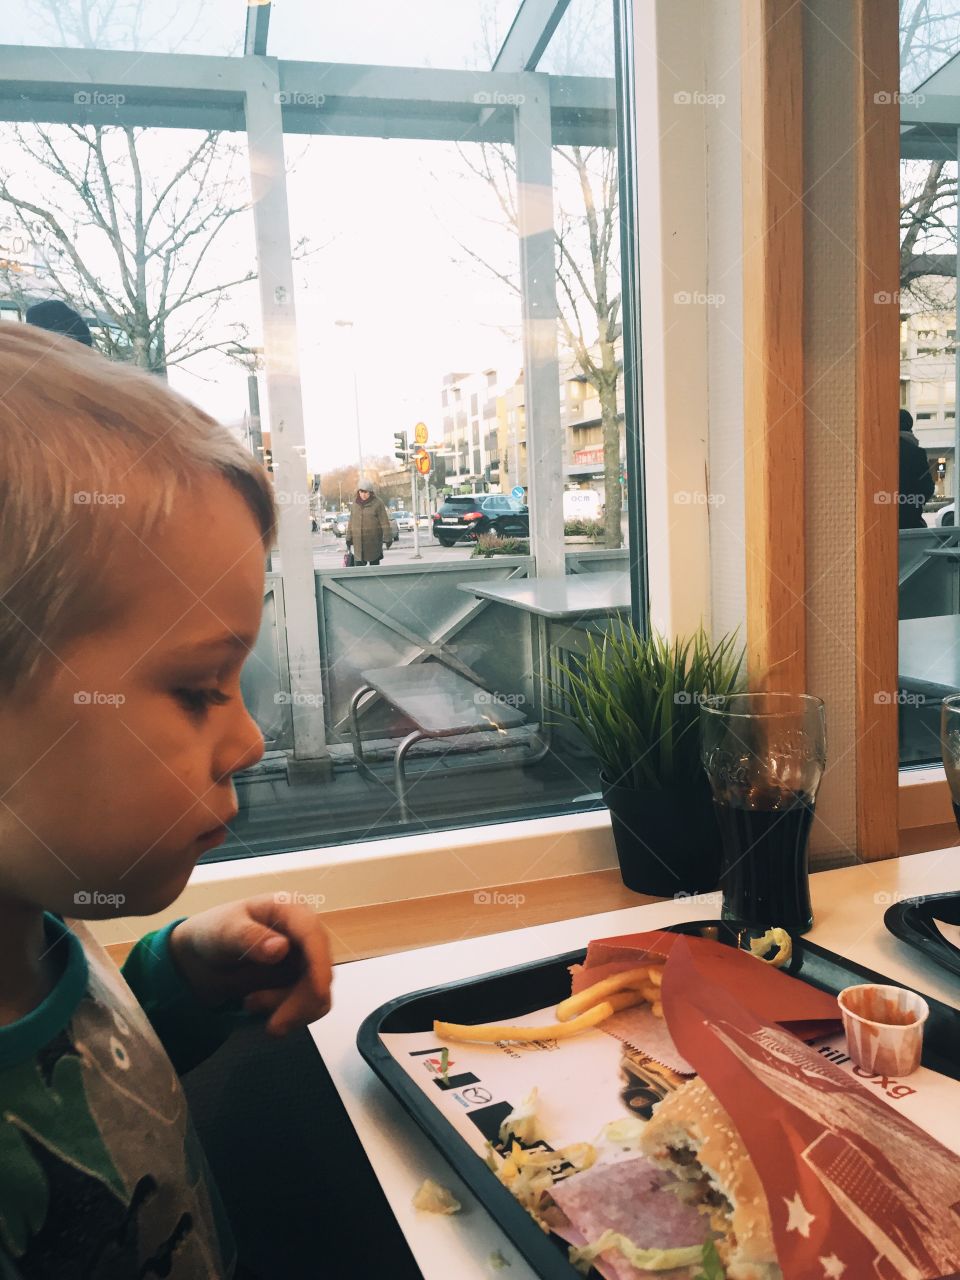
[174,687,232,715]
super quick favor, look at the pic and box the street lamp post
[335,319,363,472]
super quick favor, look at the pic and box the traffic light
[393,430,408,462]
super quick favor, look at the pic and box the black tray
[357,920,960,1280]
[885,891,960,980]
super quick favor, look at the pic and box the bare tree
[31,0,225,56]
[0,124,257,375]
[900,4,960,303]
[447,2,623,546]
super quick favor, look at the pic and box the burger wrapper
[569,929,841,1075]
[659,935,960,1280]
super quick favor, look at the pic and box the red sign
[414,449,431,475]
[573,445,604,465]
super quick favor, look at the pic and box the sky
[0,0,616,473]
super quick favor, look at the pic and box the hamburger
[640,1077,782,1280]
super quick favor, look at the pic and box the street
[310,526,476,566]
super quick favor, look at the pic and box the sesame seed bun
[640,1077,781,1280]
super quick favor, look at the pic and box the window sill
[89,809,621,952]
[91,770,950,963]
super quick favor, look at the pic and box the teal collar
[0,913,88,1068]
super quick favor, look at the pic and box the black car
[432,493,529,545]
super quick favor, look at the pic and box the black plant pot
[600,772,723,897]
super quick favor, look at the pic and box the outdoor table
[899,613,960,701]
[308,849,960,1280]
[458,571,630,751]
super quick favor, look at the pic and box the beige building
[900,282,957,499]
[440,345,626,501]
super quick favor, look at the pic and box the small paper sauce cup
[837,984,929,1077]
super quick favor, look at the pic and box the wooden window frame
[742,0,923,859]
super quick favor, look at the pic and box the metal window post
[245,63,331,783]
[955,128,960,511]
[514,81,565,578]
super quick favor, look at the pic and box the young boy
[0,325,333,1278]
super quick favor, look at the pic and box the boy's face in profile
[0,476,267,918]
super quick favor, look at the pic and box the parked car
[432,493,529,545]
[392,509,417,532]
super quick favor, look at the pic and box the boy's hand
[168,896,333,1036]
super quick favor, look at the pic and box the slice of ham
[550,1155,711,1280]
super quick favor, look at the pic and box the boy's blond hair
[0,324,277,698]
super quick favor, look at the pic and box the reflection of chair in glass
[898,527,960,762]
[348,665,544,820]
[899,526,960,620]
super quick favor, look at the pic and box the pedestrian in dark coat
[898,408,934,530]
[346,477,393,565]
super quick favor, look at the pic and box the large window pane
[0,1,641,860]
[898,4,960,765]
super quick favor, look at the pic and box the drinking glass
[940,694,960,829]
[700,692,826,933]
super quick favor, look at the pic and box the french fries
[434,990,642,1044]
[555,966,659,1022]
[433,962,666,1045]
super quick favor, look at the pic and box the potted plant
[555,622,744,896]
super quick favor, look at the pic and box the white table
[458,571,630,621]
[309,850,960,1280]
[458,572,630,756]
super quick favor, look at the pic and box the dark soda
[713,791,815,933]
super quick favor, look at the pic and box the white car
[392,510,416,532]
[563,488,604,522]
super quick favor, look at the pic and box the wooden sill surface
[104,869,657,970]
[103,828,953,973]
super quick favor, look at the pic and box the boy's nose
[214,700,265,781]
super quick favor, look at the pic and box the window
[2,0,644,860]
[899,6,960,769]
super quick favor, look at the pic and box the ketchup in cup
[838,983,930,1076]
